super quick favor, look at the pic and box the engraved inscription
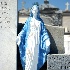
[47,54,70,70]
[0,1,11,28]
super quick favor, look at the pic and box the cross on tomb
[44,0,49,1]
[65,2,69,11]
[22,0,26,9]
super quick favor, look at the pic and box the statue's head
[30,5,40,18]
[31,5,38,15]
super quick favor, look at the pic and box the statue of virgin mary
[17,5,50,70]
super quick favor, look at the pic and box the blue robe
[17,5,50,70]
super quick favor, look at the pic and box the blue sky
[18,0,70,11]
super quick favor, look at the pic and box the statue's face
[31,5,38,15]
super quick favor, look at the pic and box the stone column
[0,0,17,70]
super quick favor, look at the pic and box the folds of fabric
[17,17,50,70]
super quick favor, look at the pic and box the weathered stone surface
[47,54,70,70]
[64,35,70,54]
[0,0,17,70]
[45,25,65,54]
[62,16,70,33]
[41,15,53,25]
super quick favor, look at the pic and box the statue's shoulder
[24,17,31,26]
[38,17,44,24]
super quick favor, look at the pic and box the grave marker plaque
[47,54,70,70]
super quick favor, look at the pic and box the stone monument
[46,25,64,54]
[62,2,70,33]
[39,0,62,26]
[47,2,70,70]
[0,0,17,70]
[47,54,70,70]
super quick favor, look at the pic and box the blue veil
[30,5,40,18]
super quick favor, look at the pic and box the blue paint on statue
[17,5,50,70]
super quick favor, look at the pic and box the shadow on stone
[40,61,47,70]
[47,29,58,54]
[17,23,24,70]
[17,46,23,70]
[17,23,24,35]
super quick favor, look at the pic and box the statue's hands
[16,36,21,46]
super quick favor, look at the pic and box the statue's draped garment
[17,5,50,70]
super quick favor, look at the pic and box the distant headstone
[47,54,70,70]
[62,14,70,33]
[0,0,17,70]
[45,25,65,54]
